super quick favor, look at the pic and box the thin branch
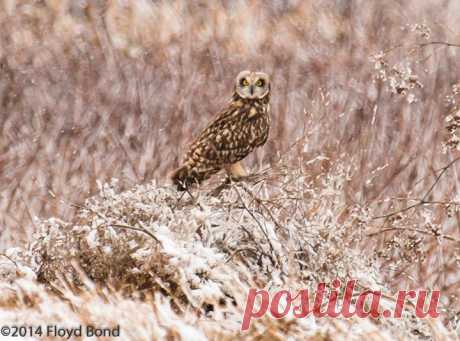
[111,223,162,245]
[70,202,161,245]
[228,215,275,266]
[240,184,285,232]
[232,184,277,259]
[70,202,107,220]
[0,254,18,267]
[367,226,460,244]
[380,41,460,57]
[373,156,460,219]
[225,247,259,263]
[372,202,421,220]
[418,41,460,49]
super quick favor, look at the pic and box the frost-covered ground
[0,157,455,339]
[1,0,460,339]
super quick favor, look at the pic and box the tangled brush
[0,155,455,339]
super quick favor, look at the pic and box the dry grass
[0,0,460,339]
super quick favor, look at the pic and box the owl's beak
[249,85,254,97]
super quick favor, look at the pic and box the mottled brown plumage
[171,70,271,191]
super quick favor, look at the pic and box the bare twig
[232,184,277,265]
[367,226,460,244]
[0,254,19,267]
[70,202,161,245]
[418,41,460,49]
[111,223,162,245]
[373,156,460,219]
[380,41,460,57]
[225,247,259,263]
[240,184,285,232]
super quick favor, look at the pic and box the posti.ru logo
[241,279,441,331]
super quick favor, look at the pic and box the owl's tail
[170,164,200,191]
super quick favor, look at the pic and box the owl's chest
[247,104,270,146]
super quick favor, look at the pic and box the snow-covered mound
[0,160,453,339]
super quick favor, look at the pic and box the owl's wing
[187,105,255,165]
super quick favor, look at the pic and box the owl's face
[235,70,270,99]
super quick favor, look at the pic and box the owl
[171,70,271,191]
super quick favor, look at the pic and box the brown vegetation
[0,0,459,339]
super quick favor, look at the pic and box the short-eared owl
[171,70,271,191]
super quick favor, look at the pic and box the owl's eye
[241,78,249,86]
[255,79,265,87]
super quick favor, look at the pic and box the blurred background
[0,0,459,251]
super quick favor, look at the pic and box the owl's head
[235,70,270,100]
